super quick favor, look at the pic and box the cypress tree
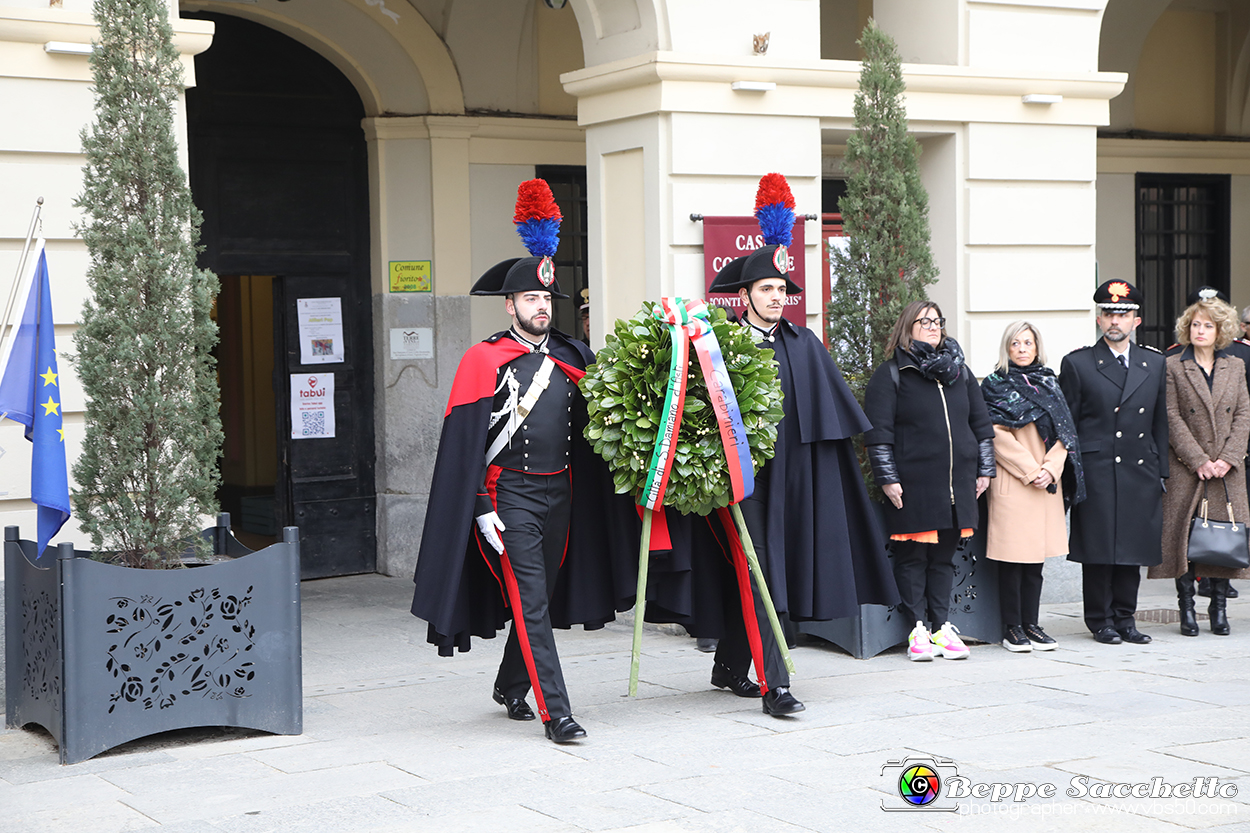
[72,0,222,567]
[828,19,938,403]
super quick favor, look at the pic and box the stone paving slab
[2,573,1248,832]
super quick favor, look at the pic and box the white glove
[475,511,506,554]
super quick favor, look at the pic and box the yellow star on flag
[57,428,64,442]
[41,396,59,417]
[40,367,57,387]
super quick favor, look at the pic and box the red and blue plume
[513,179,562,258]
[754,172,796,248]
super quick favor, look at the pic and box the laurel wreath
[579,302,784,516]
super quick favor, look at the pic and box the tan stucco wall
[1134,8,1218,135]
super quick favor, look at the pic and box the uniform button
[1139,407,1145,413]
[524,439,529,444]
[523,425,528,430]
[567,435,571,441]
[1138,459,1144,465]
[524,453,529,458]
[1139,433,1144,439]
[1114,407,1120,413]
[1115,456,1121,463]
[1116,431,1122,438]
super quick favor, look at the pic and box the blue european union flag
[0,244,70,557]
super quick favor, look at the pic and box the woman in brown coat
[981,322,1085,652]
[1152,296,1250,636]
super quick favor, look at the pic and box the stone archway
[182,0,464,115]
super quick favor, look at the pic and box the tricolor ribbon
[639,298,754,511]
[628,298,759,696]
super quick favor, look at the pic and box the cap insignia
[537,257,555,287]
[772,246,789,275]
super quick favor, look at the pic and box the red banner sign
[702,216,806,327]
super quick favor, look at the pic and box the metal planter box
[4,523,303,764]
[800,499,1003,658]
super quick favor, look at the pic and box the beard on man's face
[516,308,551,338]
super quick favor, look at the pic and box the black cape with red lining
[644,317,899,633]
[410,329,639,656]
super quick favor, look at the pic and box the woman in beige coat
[1151,296,1250,636]
[981,322,1085,652]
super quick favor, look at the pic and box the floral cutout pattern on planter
[21,589,59,702]
[105,585,257,713]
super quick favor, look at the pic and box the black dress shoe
[492,687,535,721]
[1092,627,1122,645]
[762,687,805,716]
[1116,626,1151,644]
[1228,582,1239,599]
[544,716,586,743]
[711,662,762,698]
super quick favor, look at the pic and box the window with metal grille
[1135,173,1229,350]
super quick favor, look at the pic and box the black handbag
[1187,479,1250,570]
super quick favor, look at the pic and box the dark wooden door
[274,275,376,578]
[187,13,376,577]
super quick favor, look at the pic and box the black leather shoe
[1092,627,1122,645]
[492,687,535,721]
[1116,626,1152,644]
[762,687,805,716]
[544,716,586,743]
[1228,583,1239,599]
[711,662,762,698]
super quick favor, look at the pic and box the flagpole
[0,197,45,423]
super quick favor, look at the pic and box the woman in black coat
[864,300,996,662]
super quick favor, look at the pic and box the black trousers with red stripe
[713,495,790,690]
[489,468,572,722]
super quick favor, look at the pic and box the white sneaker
[932,621,971,659]
[907,621,934,662]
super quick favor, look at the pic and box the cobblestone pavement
[3,574,1249,832]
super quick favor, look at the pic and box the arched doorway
[187,13,376,578]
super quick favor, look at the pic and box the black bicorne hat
[470,256,568,298]
[708,245,802,295]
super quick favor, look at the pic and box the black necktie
[1119,353,1128,370]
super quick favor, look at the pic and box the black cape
[645,318,899,631]
[410,329,639,655]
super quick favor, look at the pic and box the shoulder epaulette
[1140,343,1163,354]
[1066,345,1093,355]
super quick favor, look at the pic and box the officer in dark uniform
[1059,279,1168,645]
[412,178,638,745]
[472,263,584,741]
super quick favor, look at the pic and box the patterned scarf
[907,337,966,386]
[981,361,1086,505]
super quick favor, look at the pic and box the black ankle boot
[1209,578,1231,636]
[1176,570,1199,637]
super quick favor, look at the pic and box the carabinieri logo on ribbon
[639,298,755,510]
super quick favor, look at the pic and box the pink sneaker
[932,621,970,659]
[908,621,934,662]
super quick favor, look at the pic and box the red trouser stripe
[715,507,769,695]
[498,551,551,723]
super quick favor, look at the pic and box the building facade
[0,0,1245,578]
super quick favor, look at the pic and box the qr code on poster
[300,410,326,436]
